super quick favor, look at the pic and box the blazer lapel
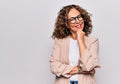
[62,36,90,65]
[84,36,91,50]
[64,36,70,64]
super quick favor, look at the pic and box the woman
[50,4,100,84]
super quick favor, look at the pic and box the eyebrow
[68,14,81,19]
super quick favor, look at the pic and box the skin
[67,8,95,75]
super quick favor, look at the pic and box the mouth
[75,24,83,29]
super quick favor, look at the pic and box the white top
[69,38,80,81]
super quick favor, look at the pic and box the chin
[75,27,83,31]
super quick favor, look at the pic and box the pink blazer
[50,36,100,84]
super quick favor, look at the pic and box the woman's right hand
[69,66,95,75]
[81,69,95,75]
[68,66,79,75]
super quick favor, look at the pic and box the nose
[75,18,83,24]
[75,18,80,24]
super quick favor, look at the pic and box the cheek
[69,24,75,29]
[82,23,84,28]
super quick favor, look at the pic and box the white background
[0,0,120,84]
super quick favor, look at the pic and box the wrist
[78,67,82,74]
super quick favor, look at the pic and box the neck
[70,32,77,40]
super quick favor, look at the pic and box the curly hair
[52,4,92,39]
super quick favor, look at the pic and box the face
[67,8,84,33]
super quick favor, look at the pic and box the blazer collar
[65,36,90,64]
[66,35,90,48]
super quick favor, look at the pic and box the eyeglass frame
[67,14,84,24]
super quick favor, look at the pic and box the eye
[77,15,83,21]
[68,18,75,21]
[77,15,82,18]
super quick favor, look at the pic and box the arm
[76,30,100,71]
[49,38,74,78]
[68,66,96,75]
[78,38,100,71]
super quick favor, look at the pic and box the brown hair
[52,4,92,39]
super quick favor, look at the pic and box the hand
[69,66,95,75]
[81,69,95,75]
[76,29,85,41]
[77,66,95,75]
[89,69,95,75]
[76,30,86,57]
[68,66,79,75]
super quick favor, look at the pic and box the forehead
[67,8,80,18]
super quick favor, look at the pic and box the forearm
[78,38,99,71]
[79,69,95,75]
[68,66,95,75]
[78,39,86,58]
[50,56,74,77]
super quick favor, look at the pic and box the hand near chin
[76,29,85,41]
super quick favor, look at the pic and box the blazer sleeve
[79,38,100,71]
[49,38,74,78]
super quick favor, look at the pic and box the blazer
[50,35,100,84]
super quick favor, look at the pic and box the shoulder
[54,36,69,42]
[54,36,69,45]
[54,38,65,45]
[54,38,64,42]
[86,35,99,43]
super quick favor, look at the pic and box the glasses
[67,14,83,24]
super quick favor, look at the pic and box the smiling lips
[75,24,83,29]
